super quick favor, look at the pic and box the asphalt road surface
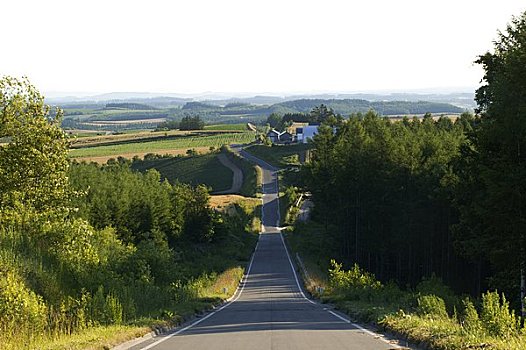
[126,147,409,350]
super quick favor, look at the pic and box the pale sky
[2,0,525,95]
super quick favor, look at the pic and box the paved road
[127,146,409,350]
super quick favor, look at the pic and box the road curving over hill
[123,145,411,350]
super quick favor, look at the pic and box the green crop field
[204,123,248,131]
[131,153,233,192]
[69,132,256,158]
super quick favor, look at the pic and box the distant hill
[275,99,464,116]
[105,102,157,110]
[48,91,475,110]
[59,94,468,132]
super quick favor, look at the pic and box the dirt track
[215,153,243,194]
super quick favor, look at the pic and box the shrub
[328,260,382,300]
[88,286,123,326]
[480,290,519,338]
[417,295,449,319]
[461,298,483,337]
[0,271,47,336]
[416,274,459,313]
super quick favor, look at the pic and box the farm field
[204,123,249,131]
[69,129,244,148]
[69,132,256,159]
[72,147,211,164]
[244,143,311,168]
[131,153,233,193]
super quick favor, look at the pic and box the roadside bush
[89,286,123,326]
[328,260,382,300]
[417,295,449,319]
[416,274,459,314]
[461,298,483,337]
[0,271,47,337]
[480,290,519,338]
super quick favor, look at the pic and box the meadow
[131,153,234,193]
[244,143,311,168]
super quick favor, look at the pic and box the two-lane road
[126,147,408,350]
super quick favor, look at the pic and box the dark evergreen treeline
[301,11,526,311]
[302,112,478,292]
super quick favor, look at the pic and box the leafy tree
[0,77,70,220]
[456,11,526,313]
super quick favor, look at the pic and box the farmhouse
[267,123,324,144]
[267,129,281,143]
[296,124,319,144]
[280,131,293,144]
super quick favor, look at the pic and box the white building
[297,125,319,144]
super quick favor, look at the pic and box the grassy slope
[69,132,256,158]
[221,146,262,197]
[131,153,233,193]
[2,196,260,350]
[244,143,310,168]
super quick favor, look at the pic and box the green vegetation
[288,224,526,350]
[221,146,261,197]
[59,95,465,133]
[205,123,249,131]
[155,120,179,131]
[275,98,463,116]
[130,153,233,193]
[244,143,311,168]
[179,115,205,130]
[105,102,157,110]
[283,11,526,349]
[266,104,343,131]
[0,77,259,349]
[69,132,256,158]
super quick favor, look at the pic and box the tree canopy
[179,115,205,130]
[0,77,70,218]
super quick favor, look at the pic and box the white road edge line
[278,222,402,348]
[139,240,260,350]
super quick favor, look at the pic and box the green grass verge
[3,267,245,350]
[244,143,310,168]
[131,153,233,192]
[285,223,526,350]
[69,132,256,158]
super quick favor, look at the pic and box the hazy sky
[2,0,525,95]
